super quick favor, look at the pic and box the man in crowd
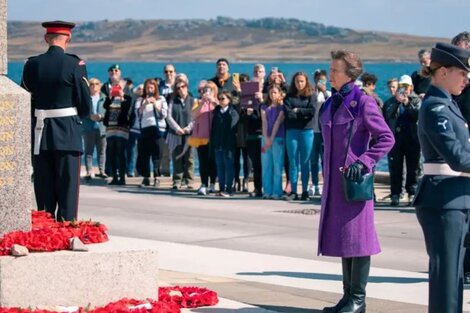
[387,77,399,97]
[209,58,241,99]
[21,20,91,221]
[383,75,421,206]
[360,72,384,109]
[82,78,107,181]
[411,49,432,99]
[159,64,176,101]
[101,64,131,97]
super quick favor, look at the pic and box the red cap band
[46,27,72,35]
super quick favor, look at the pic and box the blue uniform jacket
[414,85,470,210]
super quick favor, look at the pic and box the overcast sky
[7,0,467,38]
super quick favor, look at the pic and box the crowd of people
[82,36,469,204]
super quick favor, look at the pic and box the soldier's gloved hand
[344,161,364,182]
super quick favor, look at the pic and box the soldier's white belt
[423,163,470,178]
[34,107,78,155]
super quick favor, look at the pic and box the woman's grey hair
[330,50,363,81]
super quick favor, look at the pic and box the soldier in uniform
[21,21,92,221]
[413,42,470,313]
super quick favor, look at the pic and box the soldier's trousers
[33,150,81,222]
[389,135,421,196]
[416,207,469,313]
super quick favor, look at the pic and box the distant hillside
[7,17,446,62]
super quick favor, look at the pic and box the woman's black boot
[322,258,352,313]
[338,256,370,313]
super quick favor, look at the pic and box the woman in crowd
[134,79,167,187]
[318,50,394,313]
[260,85,285,200]
[166,78,195,190]
[233,74,251,193]
[82,78,107,180]
[413,43,470,313]
[284,72,316,201]
[309,69,331,197]
[211,90,239,197]
[127,84,144,177]
[103,84,133,185]
[190,81,218,195]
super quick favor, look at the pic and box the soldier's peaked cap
[41,21,75,36]
[431,42,470,72]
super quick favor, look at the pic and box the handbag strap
[342,92,366,168]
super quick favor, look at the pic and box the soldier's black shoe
[390,195,400,206]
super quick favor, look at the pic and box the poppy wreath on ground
[0,213,219,312]
[0,286,219,313]
[0,211,108,255]
[158,286,219,308]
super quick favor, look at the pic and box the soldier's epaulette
[66,53,86,66]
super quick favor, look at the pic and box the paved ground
[76,172,469,312]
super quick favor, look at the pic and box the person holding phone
[208,58,241,103]
[308,69,331,198]
[133,79,167,187]
[383,74,421,206]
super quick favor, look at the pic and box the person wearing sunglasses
[166,79,195,190]
[159,64,176,102]
[82,78,107,181]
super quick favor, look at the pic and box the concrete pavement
[79,173,469,312]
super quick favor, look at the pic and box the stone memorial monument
[0,0,32,236]
[0,1,159,308]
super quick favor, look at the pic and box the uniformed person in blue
[21,21,92,221]
[413,42,470,313]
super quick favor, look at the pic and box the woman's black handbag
[341,111,374,202]
[342,172,374,202]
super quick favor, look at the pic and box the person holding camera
[132,79,167,187]
[309,69,331,197]
[383,75,421,206]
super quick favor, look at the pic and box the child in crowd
[260,85,285,199]
[210,91,239,197]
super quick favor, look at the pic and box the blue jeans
[126,131,140,175]
[215,148,235,194]
[286,129,314,194]
[310,132,324,186]
[262,137,284,197]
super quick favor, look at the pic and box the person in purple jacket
[318,50,394,313]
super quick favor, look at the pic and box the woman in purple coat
[319,50,394,313]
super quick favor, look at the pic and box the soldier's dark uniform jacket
[21,20,92,222]
[413,42,470,313]
[22,46,91,152]
[413,85,470,209]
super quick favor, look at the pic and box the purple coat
[317,86,394,257]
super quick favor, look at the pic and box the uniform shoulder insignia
[437,118,449,131]
[431,105,445,112]
[82,77,89,87]
[66,53,80,60]
[78,60,86,66]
